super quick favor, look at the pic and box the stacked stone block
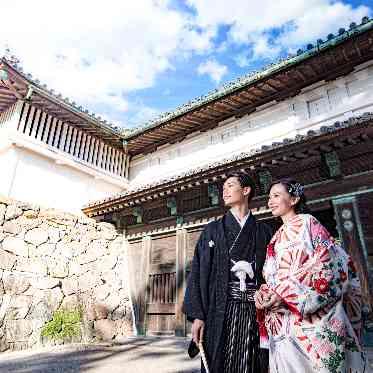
[0,196,133,351]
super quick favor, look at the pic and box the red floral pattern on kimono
[261,214,366,373]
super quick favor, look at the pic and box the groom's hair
[226,171,256,202]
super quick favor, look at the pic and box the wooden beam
[346,138,357,145]
[361,134,370,141]
[271,74,289,89]
[294,152,308,159]
[0,91,13,98]
[233,105,256,119]
[2,81,22,99]
[319,144,332,152]
[260,82,277,94]
[208,105,228,115]
[142,132,167,141]
[324,65,354,82]
[271,158,287,165]
[239,90,257,102]
[333,140,345,148]
[341,46,351,63]
[219,99,240,109]
[193,111,219,121]
[179,117,203,126]
[293,68,308,83]
[160,125,184,134]
[199,120,219,132]
[252,86,269,96]
[228,95,251,106]
[307,148,320,156]
[174,120,196,129]
[129,138,154,147]
[305,63,318,76]
[0,98,14,104]
[184,115,204,125]
[282,155,297,162]
[327,50,339,66]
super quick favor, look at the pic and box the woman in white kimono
[255,178,366,373]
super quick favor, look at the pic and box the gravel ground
[0,338,372,373]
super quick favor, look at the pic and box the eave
[0,59,125,149]
[124,19,373,156]
[82,112,373,217]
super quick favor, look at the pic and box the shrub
[41,308,82,341]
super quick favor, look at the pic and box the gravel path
[0,338,372,373]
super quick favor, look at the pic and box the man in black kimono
[183,172,273,373]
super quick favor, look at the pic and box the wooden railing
[3,101,127,178]
[147,272,176,313]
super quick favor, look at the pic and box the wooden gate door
[144,226,205,336]
[146,234,177,335]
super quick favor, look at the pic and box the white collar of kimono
[230,209,251,228]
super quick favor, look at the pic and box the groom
[183,172,273,373]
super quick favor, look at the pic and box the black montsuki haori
[183,211,273,373]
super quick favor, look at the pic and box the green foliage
[41,308,82,341]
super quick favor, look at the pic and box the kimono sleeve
[182,224,214,322]
[273,216,346,318]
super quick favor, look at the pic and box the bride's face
[268,183,298,217]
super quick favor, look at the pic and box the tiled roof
[123,17,372,139]
[0,56,124,136]
[85,111,373,208]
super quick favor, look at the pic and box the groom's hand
[192,319,205,345]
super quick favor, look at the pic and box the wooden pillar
[136,235,151,335]
[175,228,187,336]
[332,196,372,311]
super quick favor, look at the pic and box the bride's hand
[254,288,271,309]
[254,290,265,309]
[261,290,282,309]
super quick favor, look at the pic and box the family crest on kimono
[255,178,366,373]
[183,172,273,373]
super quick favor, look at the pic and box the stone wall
[0,196,133,351]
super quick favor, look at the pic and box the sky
[1,0,372,130]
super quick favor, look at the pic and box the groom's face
[223,177,250,207]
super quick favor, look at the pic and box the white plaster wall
[129,61,373,186]
[0,143,19,197]
[0,142,123,213]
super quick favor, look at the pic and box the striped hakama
[222,282,264,373]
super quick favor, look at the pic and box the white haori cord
[231,260,254,292]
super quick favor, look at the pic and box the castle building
[83,18,373,338]
[2,18,373,340]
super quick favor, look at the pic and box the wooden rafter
[218,100,240,110]
[293,68,308,83]
[260,82,277,94]
[239,90,257,102]
[227,95,250,106]
[270,74,289,89]
[1,80,22,99]
[175,120,196,129]
[205,105,227,116]
[179,117,203,126]
[341,47,351,63]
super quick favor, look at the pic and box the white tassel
[231,260,254,292]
